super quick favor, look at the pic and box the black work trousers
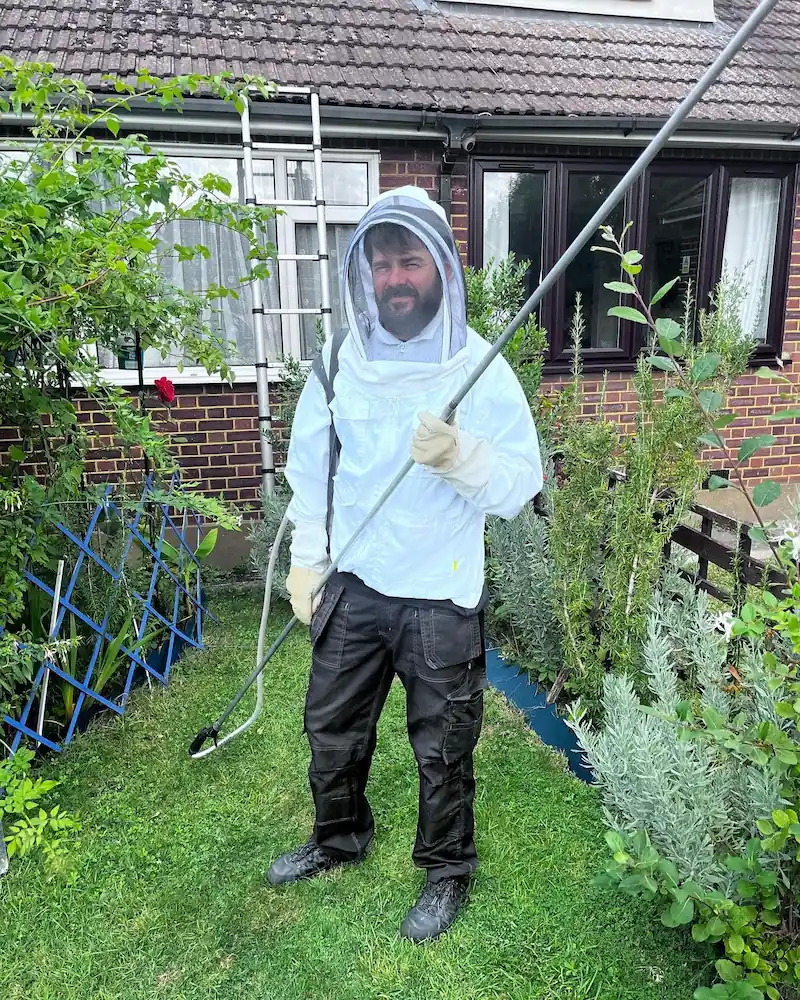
[304,572,486,882]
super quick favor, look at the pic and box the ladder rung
[253,142,314,152]
[276,254,321,262]
[263,308,323,316]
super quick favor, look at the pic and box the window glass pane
[645,174,708,328]
[254,159,275,201]
[565,172,624,349]
[161,155,243,207]
[482,171,545,300]
[1,149,43,184]
[99,155,281,369]
[287,160,369,205]
[0,149,27,166]
[723,177,781,342]
[295,224,355,359]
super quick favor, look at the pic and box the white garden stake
[37,559,65,739]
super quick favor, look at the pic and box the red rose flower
[154,376,176,405]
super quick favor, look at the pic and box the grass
[0,595,710,1000]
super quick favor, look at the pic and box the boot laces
[418,877,465,913]
[288,839,325,863]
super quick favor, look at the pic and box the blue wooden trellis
[2,475,215,754]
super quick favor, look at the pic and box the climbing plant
[0,59,276,706]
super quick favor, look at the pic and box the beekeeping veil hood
[342,186,468,365]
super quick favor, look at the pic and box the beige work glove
[286,566,325,626]
[411,411,495,497]
[410,411,459,473]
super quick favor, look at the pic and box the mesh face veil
[342,187,468,365]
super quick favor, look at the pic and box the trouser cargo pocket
[310,583,348,669]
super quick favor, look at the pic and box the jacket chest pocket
[329,395,373,462]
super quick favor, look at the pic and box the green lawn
[1,594,710,1000]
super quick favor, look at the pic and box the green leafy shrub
[545,232,754,705]
[464,253,549,419]
[571,528,800,998]
[1,748,80,864]
[486,503,562,685]
[248,478,293,601]
[561,227,800,1000]
[0,60,269,721]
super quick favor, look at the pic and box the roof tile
[1,0,799,124]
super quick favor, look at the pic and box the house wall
[3,140,799,506]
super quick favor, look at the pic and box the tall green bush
[545,234,754,705]
[0,60,275,718]
[464,254,549,418]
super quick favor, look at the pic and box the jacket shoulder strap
[310,329,347,556]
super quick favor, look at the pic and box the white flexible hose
[191,510,290,759]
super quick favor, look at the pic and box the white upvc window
[94,145,379,385]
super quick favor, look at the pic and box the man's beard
[376,274,443,341]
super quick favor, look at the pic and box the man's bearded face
[370,234,443,341]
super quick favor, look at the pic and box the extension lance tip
[189,725,219,757]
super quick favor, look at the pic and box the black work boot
[266,839,366,886]
[400,875,471,943]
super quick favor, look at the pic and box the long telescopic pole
[190,0,780,757]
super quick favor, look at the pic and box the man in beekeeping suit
[267,185,542,943]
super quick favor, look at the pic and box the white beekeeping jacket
[285,186,542,609]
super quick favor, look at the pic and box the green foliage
[598,228,800,569]
[548,406,617,702]
[568,566,776,885]
[149,525,219,622]
[464,253,549,419]
[140,485,242,532]
[543,231,755,704]
[486,504,563,685]
[599,348,708,683]
[571,545,800,999]
[595,829,788,1000]
[0,748,80,865]
[273,353,313,444]
[0,60,261,713]
[0,630,78,720]
[248,478,293,601]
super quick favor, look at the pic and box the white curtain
[98,154,282,368]
[722,177,781,342]
[482,173,513,266]
[98,219,282,368]
[147,219,281,366]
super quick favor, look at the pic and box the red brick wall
[4,144,800,501]
[379,143,469,256]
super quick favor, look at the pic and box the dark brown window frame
[470,155,799,373]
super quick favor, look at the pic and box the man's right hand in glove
[287,566,325,626]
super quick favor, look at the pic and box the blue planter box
[485,648,594,784]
